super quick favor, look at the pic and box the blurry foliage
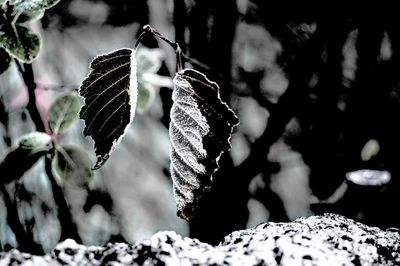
[1,0,174,252]
[52,145,93,189]
[48,92,80,135]
[136,47,172,113]
[0,132,51,184]
[1,0,400,255]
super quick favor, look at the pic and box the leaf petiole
[135,24,183,72]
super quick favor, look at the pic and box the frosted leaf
[79,48,137,169]
[170,69,238,220]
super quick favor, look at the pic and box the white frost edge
[106,49,138,163]
[78,48,137,168]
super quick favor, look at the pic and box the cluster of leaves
[0,0,59,70]
[0,92,94,188]
[1,3,169,191]
[2,14,239,221]
[78,26,239,219]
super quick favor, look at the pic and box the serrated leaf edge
[78,48,138,169]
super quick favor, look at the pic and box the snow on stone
[1,214,399,265]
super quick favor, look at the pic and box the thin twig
[135,25,183,72]
[14,61,46,132]
[134,25,153,49]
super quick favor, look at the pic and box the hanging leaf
[0,47,11,74]
[0,132,52,184]
[79,48,137,169]
[52,145,93,189]
[169,69,239,220]
[9,0,60,13]
[48,92,81,134]
[0,23,41,63]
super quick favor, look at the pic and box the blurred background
[1,0,400,253]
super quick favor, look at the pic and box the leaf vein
[80,73,129,117]
[84,87,128,134]
[80,62,130,94]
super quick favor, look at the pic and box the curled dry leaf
[170,69,239,220]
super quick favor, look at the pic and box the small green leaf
[0,47,11,75]
[0,132,52,184]
[48,92,81,134]
[52,145,93,189]
[136,47,163,74]
[10,0,60,13]
[19,131,52,152]
[0,23,41,63]
[137,81,155,113]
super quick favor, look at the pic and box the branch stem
[14,60,82,243]
[135,25,183,72]
[14,61,46,132]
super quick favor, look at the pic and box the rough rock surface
[1,213,399,265]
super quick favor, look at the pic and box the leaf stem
[15,60,82,244]
[134,25,153,49]
[135,25,184,72]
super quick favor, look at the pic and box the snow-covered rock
[1,213,399,265]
